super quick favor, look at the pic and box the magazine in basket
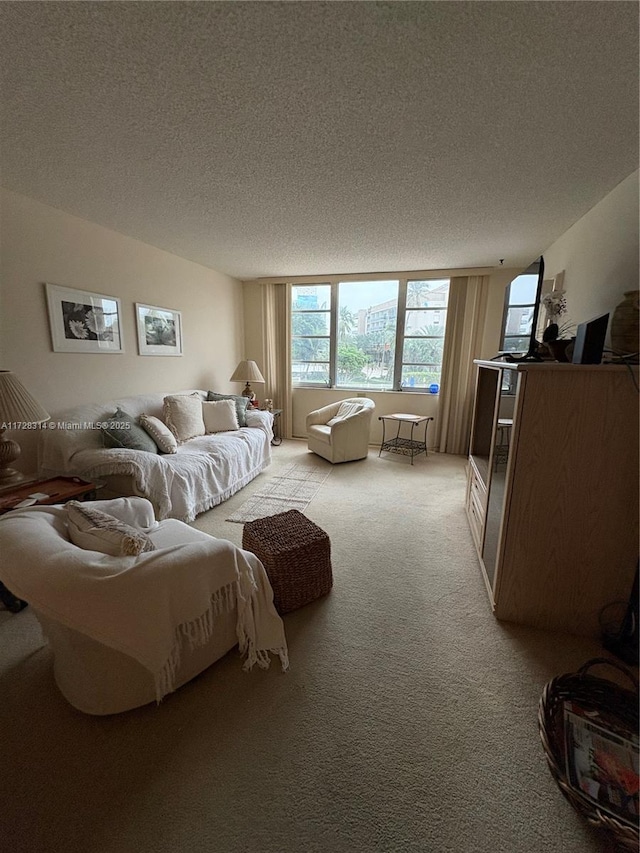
[564,700,639,826]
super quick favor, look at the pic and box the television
[503,255,545,362]
[572,313,609,364]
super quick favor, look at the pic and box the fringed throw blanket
[0,507,288,702]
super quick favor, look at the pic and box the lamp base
[0,435,24,484]
[241,383,256,402]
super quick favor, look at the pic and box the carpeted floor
[0,441,614,853]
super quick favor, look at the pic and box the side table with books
[0,476,99,612]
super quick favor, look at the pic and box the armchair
[306,397,375,463]
[0,497,288,714]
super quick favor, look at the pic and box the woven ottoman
[242,509,332,614]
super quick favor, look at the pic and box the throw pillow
[101,408,159,453]
[163,393,206,443]
[65,501,156,557]
[202,399,239,433]
[327,401,363,426]
[139,414,178,454]
[207,391,250,427]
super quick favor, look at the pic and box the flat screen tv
[503,255,545,362]
[572,313,609,364]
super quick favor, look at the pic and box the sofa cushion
[163,393,206,443]
[101,408,159,453]
[202,399,239,433]
[65,501,156,557]
[139,414,178,454]
[207,391,250,427]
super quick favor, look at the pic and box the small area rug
[226,462,332,523]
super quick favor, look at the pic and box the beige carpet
[226,461,332,522]
[0,441,614,853]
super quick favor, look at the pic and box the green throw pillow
[101,408,159,454]
[207,392,250,427]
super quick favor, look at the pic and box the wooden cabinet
[465,360,638,637]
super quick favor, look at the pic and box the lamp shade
[229,360,265,384]
[0,371,50,484]
[0,371,50,425]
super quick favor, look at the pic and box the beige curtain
[435,275,490,455]
[261,283,292,439]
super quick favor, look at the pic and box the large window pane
[292,284,332,386]
[337,280,399,390]
[402,280,449,389]
[290,276,452,392]
[500,272,538,352]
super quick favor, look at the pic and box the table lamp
[230,360,265,402]
[0,371,50,483]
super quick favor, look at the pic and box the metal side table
[378,413,434,465]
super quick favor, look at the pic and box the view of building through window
[292,279,450,390]
[337,280,399,389]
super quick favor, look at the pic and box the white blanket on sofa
[0,507,288,702]
[39,391,273,522]
[71,426,270,523]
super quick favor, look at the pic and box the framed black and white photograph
[45,283,124,353]
[135,303,183,356]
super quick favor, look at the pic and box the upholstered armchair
[306,397,375,464]
[0,497,288,714]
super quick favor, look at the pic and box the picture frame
[135,303,183,356]
[45,283,124,353]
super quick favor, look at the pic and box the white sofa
[0,497,288,714]
[306,397,375,463]
[39,390,273,522]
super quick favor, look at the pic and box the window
[500,273,538,353]
[291,285,331,385]
[337,280,398,390]
[401,280,449,390]
[291,278,450,391]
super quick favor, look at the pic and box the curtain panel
[435,275,490,455]
[261,283,292,439]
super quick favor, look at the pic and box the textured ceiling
[1,2,638,279]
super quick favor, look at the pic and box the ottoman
[242,509,332,614]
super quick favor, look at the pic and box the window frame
[500,274,538,354]
[291,276,451,392]
[291,283,333,387]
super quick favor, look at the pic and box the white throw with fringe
[0,507,288,702]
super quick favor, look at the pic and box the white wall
[542,170,639,330]
[0,189,244,473]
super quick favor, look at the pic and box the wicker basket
[242,509,332,614]
[538,657,639,852]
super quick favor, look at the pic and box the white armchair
[0,497,288,714]
[306,397,375,463]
